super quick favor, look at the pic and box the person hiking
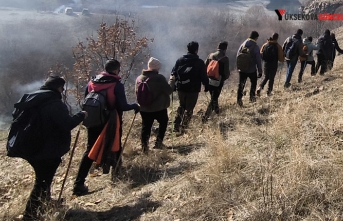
[329,33,343,70]
[298,36,318,81]
[282,29,306,88]
[257,33,284,97]
[73,59,140,196]
[202,41,230,123]
[315,29,334,75]
[21,75,87,220]
[169,41,209,134]
[135,57,173,153]
[236,31,262,106]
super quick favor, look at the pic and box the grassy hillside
[2,24,343,221]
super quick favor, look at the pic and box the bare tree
[70,16,153,105]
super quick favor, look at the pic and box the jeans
[285,59,298,85]
[259,68,277,93]
[174,91,199,130]
[140,109,168,146]
[24,158,61,219]
[237,71,257,101]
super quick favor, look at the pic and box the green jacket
[135,70,173,112]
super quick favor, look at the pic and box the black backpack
[284,36,299,59]
[82,89,110,128]
[318,37,333,59]
[262,43,278,63]
[176,60,197,91]
[7,93,55,159]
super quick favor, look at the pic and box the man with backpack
[282,29,306,88]
[135,57,173,153]
[202,41,230,123]
[8,76,87,220]
[73,59,140,196]
[315,29,334,75]
[169,41,209,133]
[298,36,318,82]
[257,33,284,97]
[236,31,262,106]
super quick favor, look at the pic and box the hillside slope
[2,27,343,221]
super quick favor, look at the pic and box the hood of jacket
[303,38,311,45]
[88,72,120,92]
[243,38,257,48]
[267,39,278,44]
[292,34,302,41]
[142,70,159,77]
[182,53,199,61]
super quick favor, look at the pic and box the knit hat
[147,57,161,71]
[44,75,65,90]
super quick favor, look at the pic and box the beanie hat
[44,75,65,90]
[147,57,161,71]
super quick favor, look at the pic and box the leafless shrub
[70,16,153,104]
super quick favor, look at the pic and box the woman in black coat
[22,76,87,221]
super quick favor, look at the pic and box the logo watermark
[275,9,343,21]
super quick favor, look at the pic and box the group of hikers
[238,29,343,105]
[7,28,343,220]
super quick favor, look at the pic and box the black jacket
[28,88,85,160]
[171,53,209,93]
[317,33,334,60]
[332,37,343,62]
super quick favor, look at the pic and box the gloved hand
[257,72,262,78]
[134,104,140,114]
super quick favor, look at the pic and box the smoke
[54,5,66,13]
[0,0,303,118]
[72,0,81,4]
[14,80,45,95]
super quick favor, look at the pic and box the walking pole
[171,92,174,149]
[58,124,82,202]
[113,112,137,175]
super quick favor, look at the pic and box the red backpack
[207,56,226,80]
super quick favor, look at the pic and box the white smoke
[54,5,66,13]
[14,80,44,95]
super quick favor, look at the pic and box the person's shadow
[65,192,161,221]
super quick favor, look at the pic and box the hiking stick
[171,92,174,149]
[58,124,82,202]
[113,112,137,175]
